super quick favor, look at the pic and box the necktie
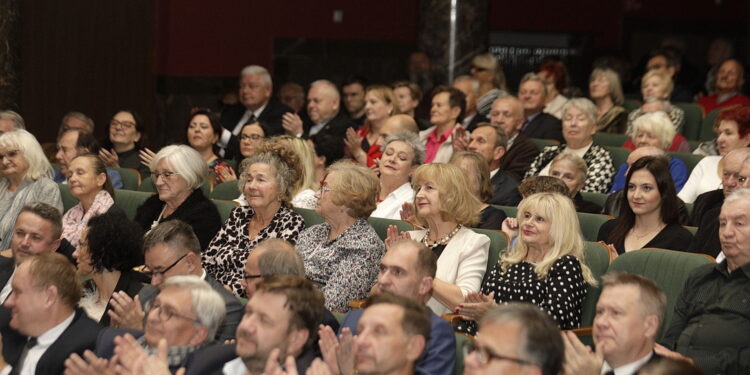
[13,338,38,374]
[604,370,615,375]
[246,113,257,125]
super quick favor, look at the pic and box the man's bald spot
[494,95,524,116]
[627,146,665,165]
[382,114,419,135]
[310,80,340,101]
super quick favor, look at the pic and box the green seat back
[139,177,211,197]
[580,192,608,209]
[581,241,610,327]
[667,152,703,176]
[111,167,141,190]
[212,199,239,223]
[367,216,413,241]
[58,184,79,213]
[578,213,614,242]
[453,333,470,375]
[673,102,704,141]
[623,99,641,113]
[530,138,560,150]
[603,146,630,172]
[685,203,693,217]
[292,207,325,228]
[683,225,697,235]
[211,181,240,200]
[494,205,517,218]
[606,248,713,339]
[699,109,720,141]
[469,228,508,285]
[114,189,154,220]
[593,133,629,147]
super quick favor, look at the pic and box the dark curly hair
[85,211,144,272]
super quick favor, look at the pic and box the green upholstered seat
[113,189,154,220]
[212,199,239,223]
[469,228,508,286]
[603,146,630,172]
[58,184,79,213]
[673,102,704,141]
[623,99,641,113]
[530,138,560,151]
[111,167,141,190]
[580,192,608,210]
[593,133,629,147]
[578,213,614,242]
[667,151,703,176]
[699,109,720,141]
[210,181,240,200]
[292,207,324,228]
[580,241,610,327]
[367,216,413,241]
[606,248,714,340]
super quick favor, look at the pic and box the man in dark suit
[107,220,242,341]
[518,73,564,143]
[281,79,353,139]
[219,65,293,159]
[0,252,101,375]
[490,96,539,182]
[562,272,665,375]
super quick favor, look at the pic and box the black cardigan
[597,219,693,254]
[134,189,222,250]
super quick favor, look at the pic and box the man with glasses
[65,275,225,374]
[107,220,242,341]
[464,302,563,375]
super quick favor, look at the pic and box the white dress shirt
[0,268,15,304]
[601,351,653,375]
[219,104,268,148]
[222,357,246,375]
[370,182,414,220]
[3,312,76,375]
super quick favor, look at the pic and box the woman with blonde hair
[450,151,506,228]
[0,129,62,250]
[390,163,490,315]
[626,70,686,137]
[345,85,399,167]
[455,192,595,334]
[275,135,319,209]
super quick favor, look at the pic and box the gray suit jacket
[138,273,243,341]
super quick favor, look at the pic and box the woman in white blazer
[405,163,490,315]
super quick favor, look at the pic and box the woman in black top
[450,151,506,229]
[597,155,692,254]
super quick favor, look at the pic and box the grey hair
[590,68,625,106]
[551,152,588,182]
[0,110,25,130]
[150,144,207,190]
[0,129,53,180]
[562,98,598,125]
[629,112,675,150]
[240,65,272,87]
[725,187,750,206]
[61,111,95,133]
[162,275,226,342]
[383,132,425,166]
[238,151,297,205]
[453,75,480,94]
[143,220,201,256]
[256,238,306,277]
[520,72,548,97]
[480,303,564,375]
[310,79,340,102]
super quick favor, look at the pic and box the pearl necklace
[422,224,462,249]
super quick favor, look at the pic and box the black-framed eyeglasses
[463,341,534,367]
[150,171,179,180]
[243,273,264,280]
[143,253,188,278]
[146,301,199,323]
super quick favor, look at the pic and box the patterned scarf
[61,190,114,247]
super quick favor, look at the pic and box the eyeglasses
[319,185,333,194]
[110,119,136,130]
[463,341,534,367]
[0,150,20,160]
[142,253,187,278]
[243,272,264,280]
[150,171,179,180]
[147,301,198,323]
[240,134,264,141]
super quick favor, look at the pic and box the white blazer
[408,227,490,315]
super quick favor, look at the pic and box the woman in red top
[345,85,399,167]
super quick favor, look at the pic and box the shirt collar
[714,258,750,278]
[427,125,456,143]
[602,351,653,375]
[37,311,76,346]
[251,103,267,119]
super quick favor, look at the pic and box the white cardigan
[408,227,490,315]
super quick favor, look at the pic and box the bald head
[308,80,341,123]
[626,146,665,166]
[376,114,419,147]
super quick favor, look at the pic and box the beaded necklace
[422,224,462,249]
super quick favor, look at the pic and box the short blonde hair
[642,70,674,98]
[412,163,481,226]
[0,129,53,180]
[278,135,318,192]
[150,144,207,190]
[501,193,596,285]
[366,85,400,116]
[326,160,380,218]
[590,68,624,105]
[629,112,675,150]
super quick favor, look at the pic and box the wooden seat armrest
[347,299,367,310]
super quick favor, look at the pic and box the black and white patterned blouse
[295,218,385,312]
[524,144,615,193]
[202,205,305,297]
[456,254,587,335]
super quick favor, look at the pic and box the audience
[490,95,539,182]
[393,80,431,130]
[370,132,424,220]
[73,211,144,325]
[420,86,466,163]
[234,120,268,166]
[277,82,306,114]
[646,47,694,102]
[548,152,603,213]
[372,113,421,149]
[295,160,385,312]
[0,129,63,250]
[347,85,398,167]
[453,75,488,131]
[59,111,95,135]
[55,129,123,189]
[450,151,508,229]
[525,98,616,193]
[184,108,235,185]
[470,53,509,116]
[202,141,305,297]
[99,109,150,177]
[626,70,685,136]
[589,67,628,133]
[282,79,352,139]
[697,59,750,114]
[598,156,693,254]
[518,72,564,142]
[134,144,221,250]
[538,60,570,119]
[456,192,594,334]
[342,75,369,127]
[275,135,319,209]
[401,162,490,315]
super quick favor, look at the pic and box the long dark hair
[608,155,680,245]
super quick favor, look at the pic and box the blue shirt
[609,156,688,193]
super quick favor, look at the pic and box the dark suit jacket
[521,112,563,143]
[303,110,353,139]
[0,256,12,291]
[93,271,145,327]
[689,189,723,227]
[137,273,244,341]
[499,133,539,182]
[2,308,101,375]
[465,113,489,132]
[220,99,294,159]
[488,170,521,206]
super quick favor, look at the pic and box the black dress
[597,219,694,254]
[477,205,507,230]
[455,254,588,335]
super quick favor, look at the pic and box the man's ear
[643,314,660,340]
[418,276,433,298]
[189,325,209,346]
[288,328,311,356]
[43,285,59,308]
[492,145,506,162]
[405,334,427,362]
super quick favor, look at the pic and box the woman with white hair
[134,145,221,249]
[589,68,627,133]
[370,132,424,220]
[0,129,63,250]
[609,112,689,193]
[524,98,616,193]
